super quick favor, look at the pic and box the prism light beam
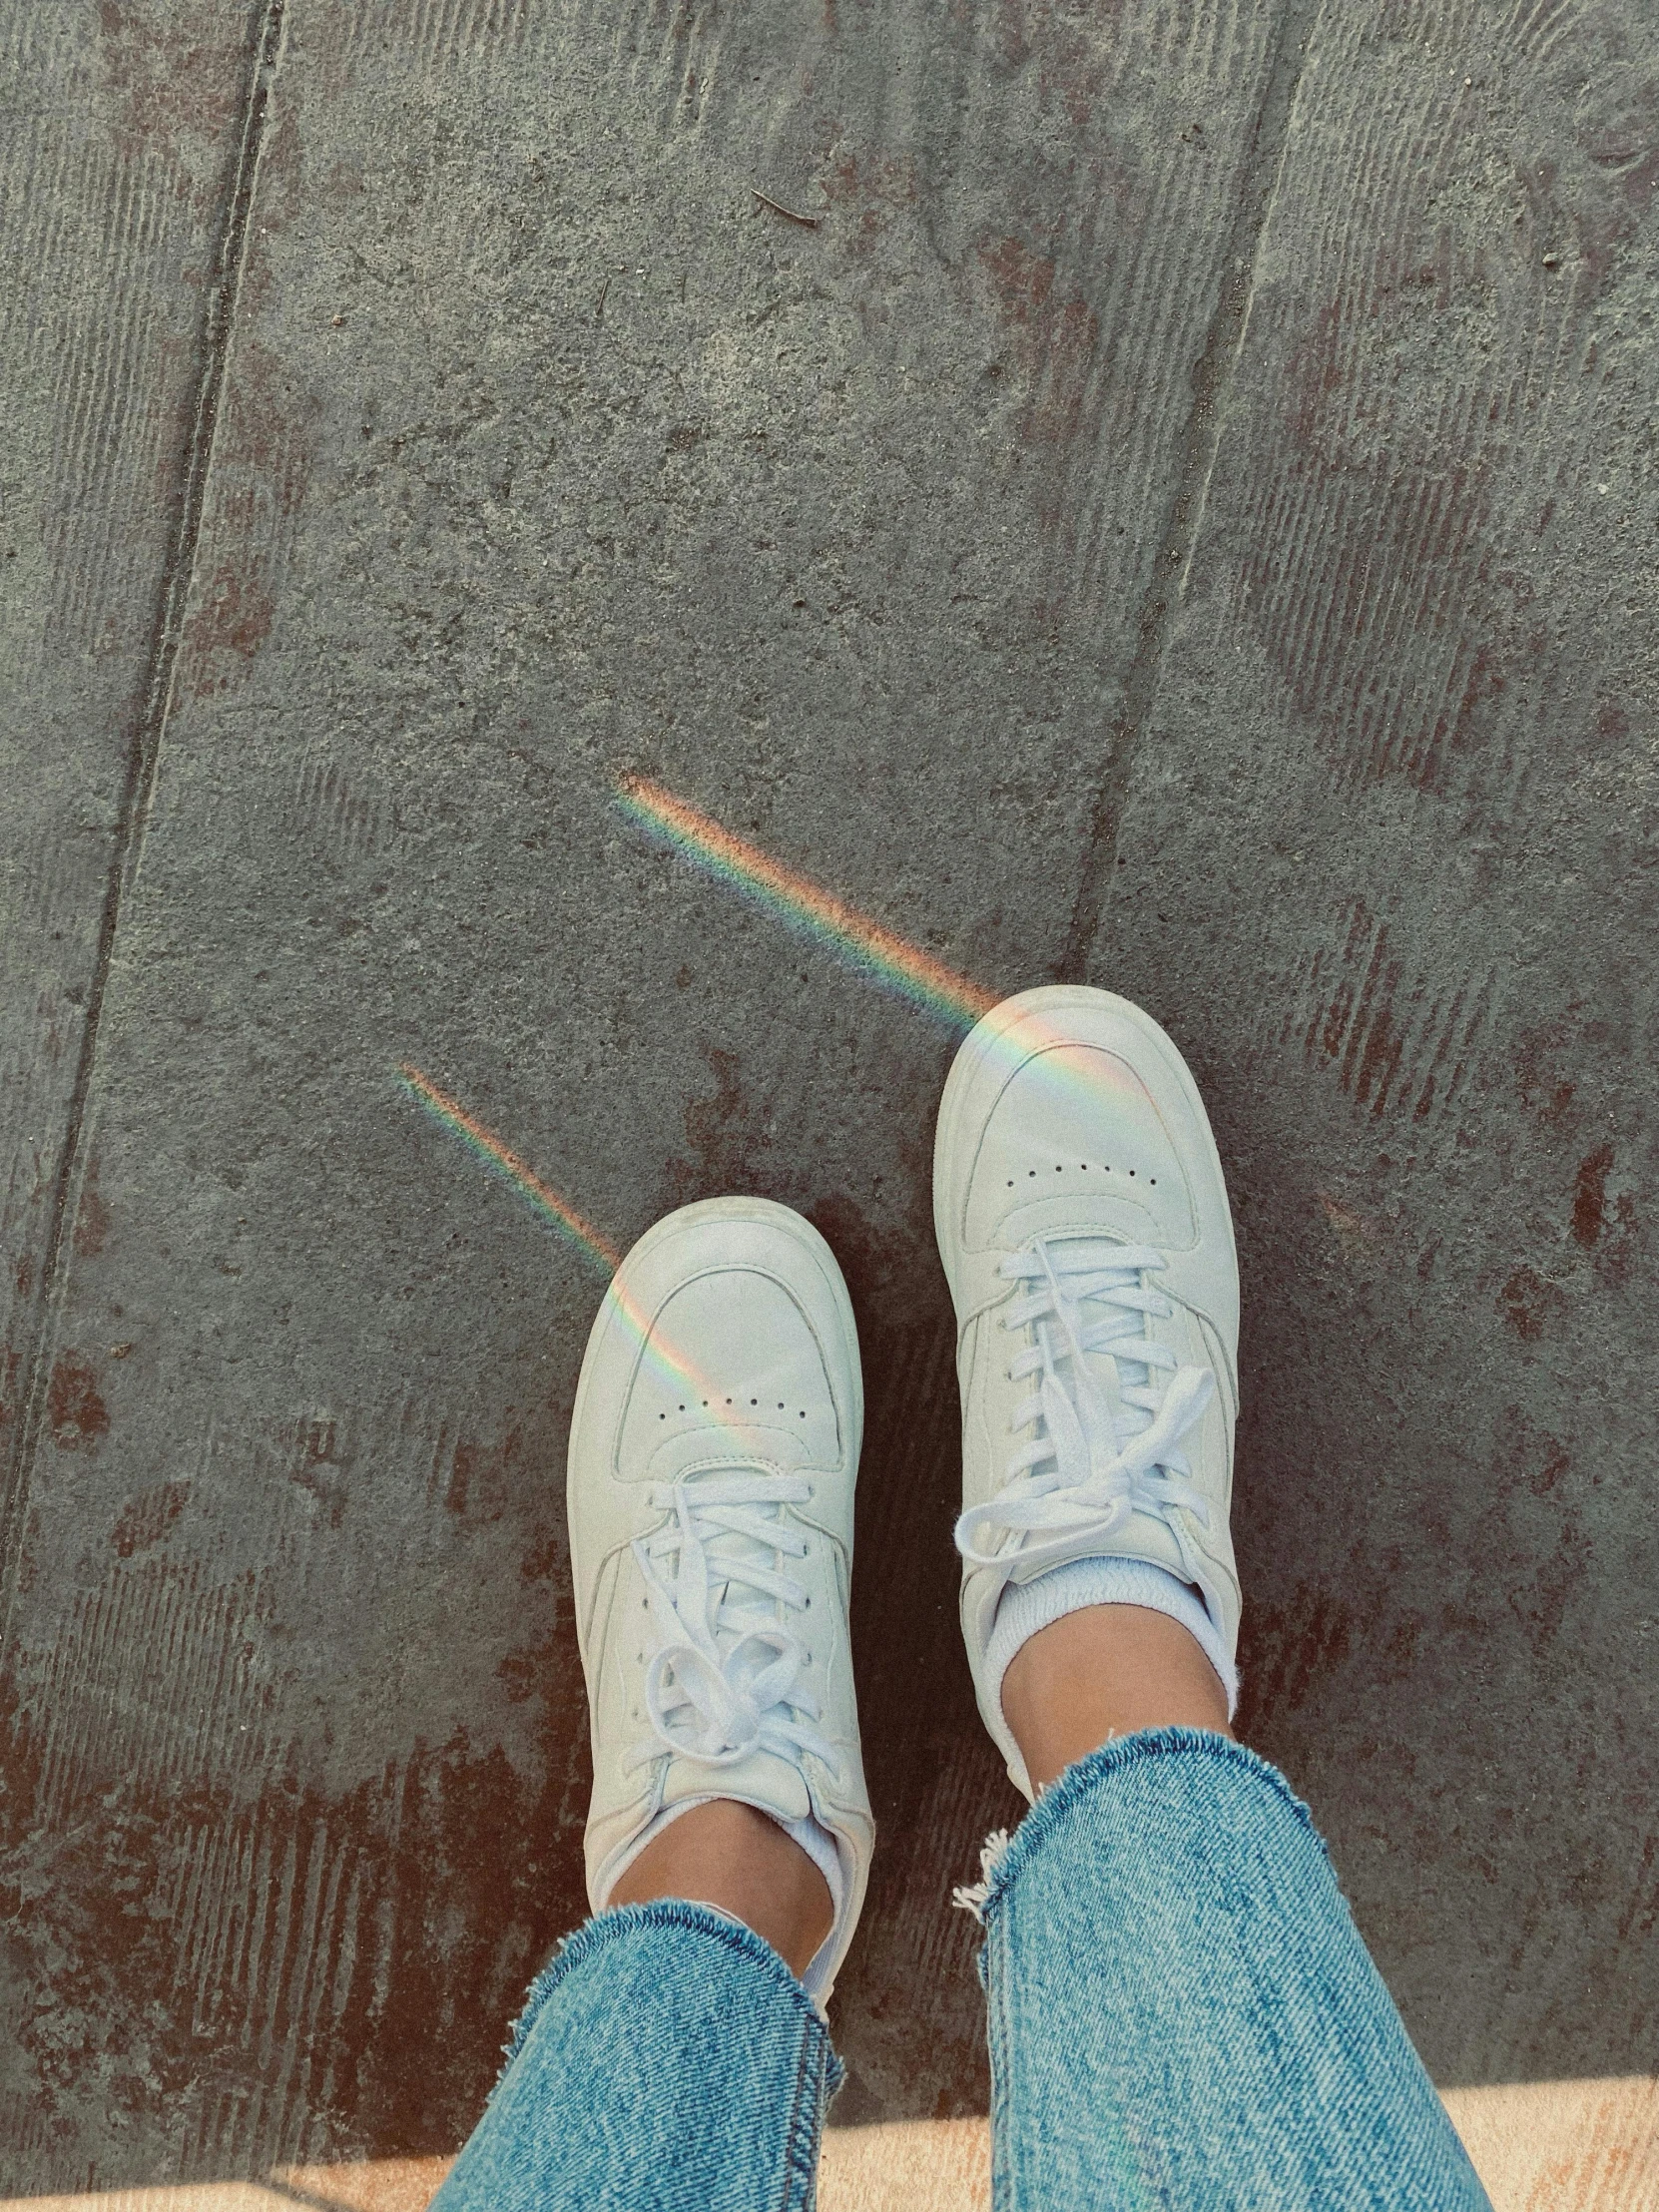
[616,774,998,1028]
[397,1062,623,1271]
[396,1063,765,1426]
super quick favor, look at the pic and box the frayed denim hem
[493,1898,845,2103]
[956,1726,1327,1936]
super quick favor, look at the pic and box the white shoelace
[954,1238,1219,1607]
[623,1471,839,1779]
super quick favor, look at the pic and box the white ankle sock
[984,1555,1239,1732]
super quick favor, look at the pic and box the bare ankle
[1001,1603,1233,1795]
[607,1799,833,1979]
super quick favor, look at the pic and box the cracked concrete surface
[1,0,1656,2189]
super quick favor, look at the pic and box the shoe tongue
[662,1750,812,1823]
[1042,1237,1156,1445]
[659,1484,810,1816]
[690,1485,795,1641]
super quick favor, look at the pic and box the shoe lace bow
[954,1238,1218,1600]
[625,1471,839,1779]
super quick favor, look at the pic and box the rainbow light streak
[397,1063,753,1427]
[616,775,999,1028]
[396,1062,623,1271]
[612,780,1154,1138]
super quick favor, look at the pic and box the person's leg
[934,988,1491,2211]
[435,1199,874,2211]
[964,1606,1489,2211]
[433,1899,838,2212]
[1000,1600,1232,1781]
[610,1798,832,1975]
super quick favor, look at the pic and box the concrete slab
[1097,0,1659,2086]
[1,0,1654,2190]
[0,0,257,1572]
[2,0,1296,2175]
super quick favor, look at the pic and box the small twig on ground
[595,277,609,321]
[753,187,820,229]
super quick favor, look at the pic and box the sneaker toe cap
[616,1259,849,1475]
[964,1040,1198,1250]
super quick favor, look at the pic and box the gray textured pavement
[1,0,1656,2187]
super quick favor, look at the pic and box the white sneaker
[567,1196,873,2005]
[933,986,1242,1801]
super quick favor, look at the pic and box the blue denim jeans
[432,1731,1491,2211]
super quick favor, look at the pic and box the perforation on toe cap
[615,1264,844,1474]
[965,1044,1194,1248]
[1003,1161,1159,1187]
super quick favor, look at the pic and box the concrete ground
[2,0,1656,2194]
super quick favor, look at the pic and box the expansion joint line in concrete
[0,0,290,1642]
[1057,0,1319,984]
